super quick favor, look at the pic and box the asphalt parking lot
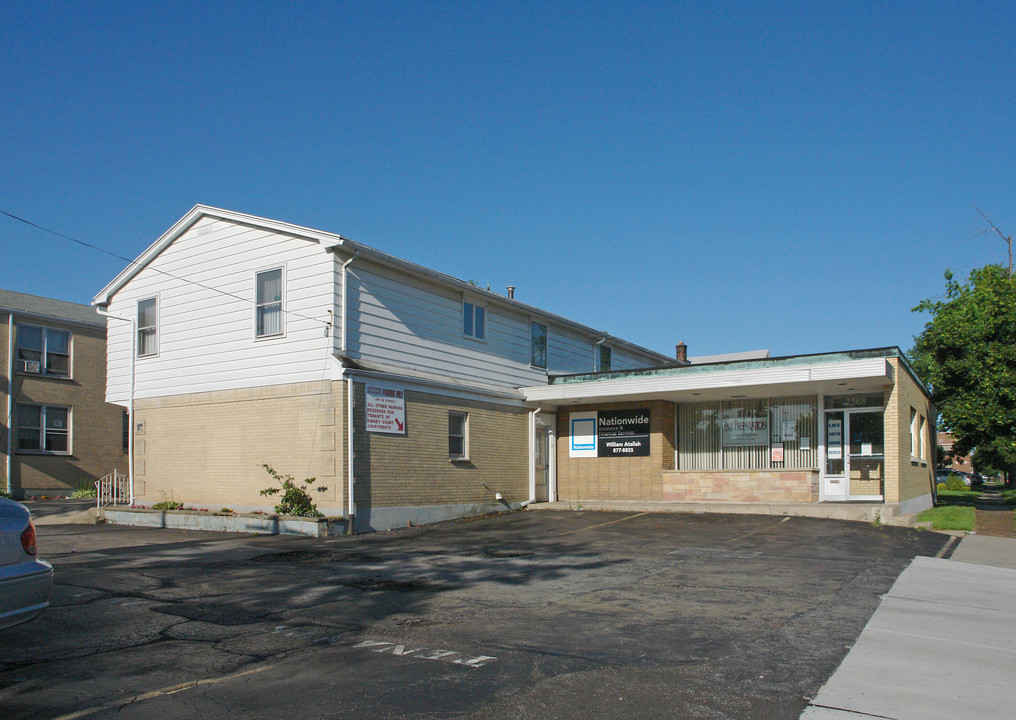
[1,509,949,720]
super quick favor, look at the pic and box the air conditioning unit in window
[18,359,41,374]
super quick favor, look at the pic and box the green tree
[910,265,1016,486]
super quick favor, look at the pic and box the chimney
[507,286,515,299]
[676,341,688,363]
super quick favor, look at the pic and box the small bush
[219,507,234,514]
[945,475,967,492]
[152,500,183,510]
[71,486,97,499]
[936,482,947,492]
[259,464,321,517]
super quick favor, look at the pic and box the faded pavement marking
[353,639,497,668]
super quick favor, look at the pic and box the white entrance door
[534,427,549,502]
[823,409,885,501]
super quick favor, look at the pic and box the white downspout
[5,314,13,495]
[341,251,358,534]
[523,407,542,507]
[96,308,135,506]
[346,374,355,533]
[340,251,358,353]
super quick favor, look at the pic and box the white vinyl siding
[345,260,600,388]
[104,217,335,402]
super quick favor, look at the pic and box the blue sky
[3,1,1014,359]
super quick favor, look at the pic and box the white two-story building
[93,205,674,531]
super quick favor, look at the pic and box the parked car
[936,469,972,487]
[0,497,54,630]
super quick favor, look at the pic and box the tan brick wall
[663,470,819,502]
[351,383,529,509]
[133,381,343,510]
[555,400,675,502]
[1,313,127,496]
[886,358,934,503]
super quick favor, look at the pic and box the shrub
[936,482,947,492]
[259,464,321,517]
[152,500,183,510]
[944,475,967,492]
[71,485,97,499]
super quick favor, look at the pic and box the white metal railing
[96,470,129,509]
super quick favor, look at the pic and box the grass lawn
[917,505,976,531]
[935,488,982,505]
[1001,489,1016,506]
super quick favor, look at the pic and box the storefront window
[678,397,817,470]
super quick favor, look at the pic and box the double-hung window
[256,268,284,338]
[137,297,158,357]
[463,300,485,340]
[449,412,468,460]
[16,325,70,377]
[530,321,548,369]
[16,404,70,453]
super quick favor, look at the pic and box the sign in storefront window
[569,409,650,457]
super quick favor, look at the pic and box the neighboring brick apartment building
[94,206,936,531]
[936,432,973,474]
[1,289,127,498]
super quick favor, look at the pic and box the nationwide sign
[365,383,406,434]
[569,409,650,458]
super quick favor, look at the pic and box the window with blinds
[256,268,284,338]
[678,397,818,470]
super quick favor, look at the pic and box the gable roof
[92,205,347,306]
[0,288,103,327]
[92,205,677,367]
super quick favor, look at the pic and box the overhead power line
[1,209,334,330]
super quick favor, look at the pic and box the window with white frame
[909,407,918,459]
[462,299,485,340]
[16,324,70,377]
[531,321,547,369]
[449,411,468,460]
[137,297,158,357]
[16,404,70,453]
[919,414,927,462]
[256,268,284,338]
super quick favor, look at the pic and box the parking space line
[556,512,649,536]
[48,664,274,720]
[722,516,791,544]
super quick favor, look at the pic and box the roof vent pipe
[676,342,688,363]
[507,286,515,299]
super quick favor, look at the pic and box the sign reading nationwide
[569,409,650,457]
[365,383,406,434]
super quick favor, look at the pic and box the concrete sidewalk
[801,534,1016,720]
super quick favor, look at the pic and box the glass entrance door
[823,409,884,501]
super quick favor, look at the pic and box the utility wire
[1,210,334,330]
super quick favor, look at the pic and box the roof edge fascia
[92,205,350,306]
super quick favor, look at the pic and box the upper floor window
[463,300,485,340]
[16,403,70,454]
[598,344,612,372]
[137,297,158,357]
[256,268,284,338]
[531,321,548,369]
[16,324,70,377]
